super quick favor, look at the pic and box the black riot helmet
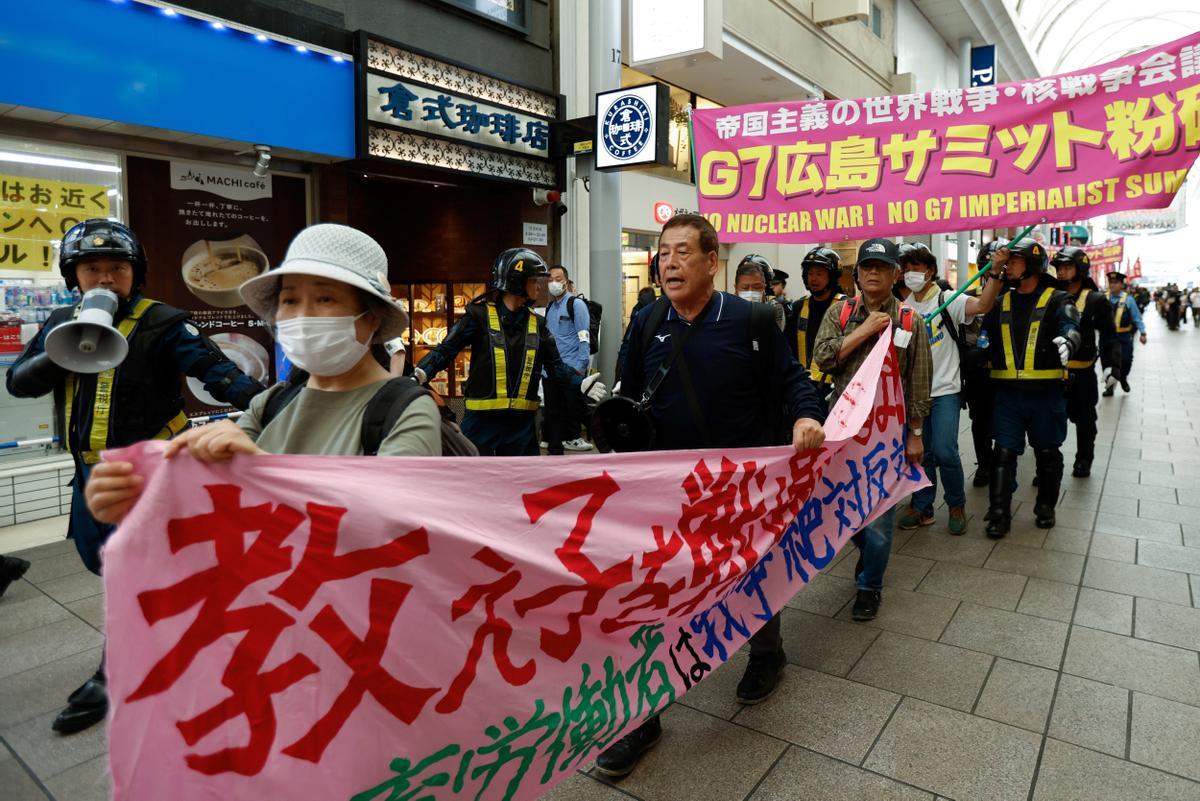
[736,253,776,296]
[490,248,549,298]
[1051,245,1091,286]
[649,252,660,286]
[898,242,937,276]
[59,219,148,291]
[977,238,1008,268]
[800,246,842,286]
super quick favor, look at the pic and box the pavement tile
[1041,526,1091,556]
[828,552,935,592]
[675,651,745,721]
[63,596,104,631]
[1129,693,1200,783]
[11,540,75,561]
[940,603,1069,669]
[785,573,856,617]
[1134,597,1200,651]
[1137,541,1200,575]
[748,746,934,801]
[1193,574,1200,608]
[0,579,43,605]
[42,755,110,801]
[542,773,630,800]
[1017,578,1078,622]
[0,749,49,801]
[592,705,787,801]
[1,709,107,781]
[34,573,102,605]
[847,631,993,712]
[1098,495,1140,517]
[1063,626,1200,706]
[1075,587,1133,635]
[0,618,104,681]
[1089,533,1137,563]
[1043,506,1096,531]
[898,531,995,568]
[0,647,104,728]
[1138,472,1199,491]
[21,553,88,586]
[1082,557,1192,605]
[833,587,959,640]
[1058,491,1101,511]
[995,523,1046,549]
[735,665,899,764]
[1047,673,1129,757]
[1098,482,1176,503]
[1093,513,1183,545]
[915,562,1027,610]
[1138,503,1200,527]
[0,595,71,640]
[984,542,1085,584]
[1032,738,1200,801]
[864,697,1040,801]
[777,608,880,677]
[974,658,1058,732]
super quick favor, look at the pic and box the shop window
[0,137,121,466]
[620,66,722,184]
[866,3,883,38]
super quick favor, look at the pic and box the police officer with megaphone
[5,218,265,736]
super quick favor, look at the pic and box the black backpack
[260,372,478,456]
[567,294,602,355]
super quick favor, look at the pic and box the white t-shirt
[903,287,975,398]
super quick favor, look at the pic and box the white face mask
[903,272,928,293]
[738,290,764,303]
[276,313,370,377]
[548,281,566,297]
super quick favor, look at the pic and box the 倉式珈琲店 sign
[594,83,671,171]
[358,34,560,188]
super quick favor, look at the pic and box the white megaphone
[44,288,130,374]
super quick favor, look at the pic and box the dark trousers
[1117,332,1135,380]
[461,410,540,456]
[542,378,583,454]
[69,464,113,576]
[964,371,995,469]
[992,384,1068,454]
[1066,365,1099,461]
[748,613,783,659]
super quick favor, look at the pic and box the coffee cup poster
[129,157,306,417]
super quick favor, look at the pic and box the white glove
[1053,336,1071,367]
[1102,367,1118,390]
[537,381,545,403]
[581,373,608,402]
[612,380,622,396]
[412,366,428,385]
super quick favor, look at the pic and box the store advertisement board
[594,83,671,170]
[0,173,110,272]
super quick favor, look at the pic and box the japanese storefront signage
[0,174,109,271]
[1084,237,1125,285]
[595,83,671,170]
[692,31,1200,242]
[104,333,925,801]
[359,35,560,188]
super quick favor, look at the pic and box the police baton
[922,222,1039,323]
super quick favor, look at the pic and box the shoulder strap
[260,375,308,429]
[638,296,673,354]
[838,297,858,330]
[361,377,430,456]
[565,295,577,324]
[936,291,965,348]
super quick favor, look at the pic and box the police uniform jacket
[1066,278,1120,375]
[982,275,1080,388]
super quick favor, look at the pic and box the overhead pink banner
[1082,237,1124,284]
[103,334,926,801]
[692,32,1200,243]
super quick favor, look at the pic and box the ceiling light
[0,152,120,173]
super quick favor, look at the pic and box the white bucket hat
[239,223,408,342]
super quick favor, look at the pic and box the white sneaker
[563,438,593,452]
[539,441,549,449]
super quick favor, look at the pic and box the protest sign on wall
[692,32,1200,242]
[103,333,925,801]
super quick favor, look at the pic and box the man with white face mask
[542,264,593,453]
[734,254,786,331]
[896,242,1003,535]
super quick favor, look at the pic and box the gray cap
[239,223,408,342]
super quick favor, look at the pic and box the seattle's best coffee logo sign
[169,160,273,202]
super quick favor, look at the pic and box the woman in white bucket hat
[84,224,440,523]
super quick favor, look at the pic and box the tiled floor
[2,313,1200,801]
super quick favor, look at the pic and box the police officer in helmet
[5,218,266,734]
[981,238,1081,537]
[1051,246,1120,478]
[966,239,1007,487]
[790,247,846,410]
[733,253,787,331]
[414,248,605,455]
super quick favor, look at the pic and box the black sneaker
[1120,378,1131,393]
[972,468,992,488]
[594,715,662,779]
[1072,459,1092,478]
[1102,387,1114,397]
[851,590,881,621]
[736,651,786,704]
[0,556,30,599]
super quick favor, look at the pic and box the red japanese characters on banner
[692,32,1200,242]
[103,335,926,801]
[1082,237,1125,284]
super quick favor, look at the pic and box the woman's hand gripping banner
[692,32,1200,242]
[103,333,926,801]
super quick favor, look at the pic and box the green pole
[687,111,699,187]
[922,222,1039,322]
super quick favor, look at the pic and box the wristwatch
[911,427,923,436]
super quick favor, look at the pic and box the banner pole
[687,110,699,191]
[922,222,1039,322]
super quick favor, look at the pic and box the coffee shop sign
[366,73,550,158]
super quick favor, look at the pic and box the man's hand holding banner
[103,333,925,801]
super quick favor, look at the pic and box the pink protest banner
[1083,237,1125,284]
[103,334,925,801]
[692,32,1200,243]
